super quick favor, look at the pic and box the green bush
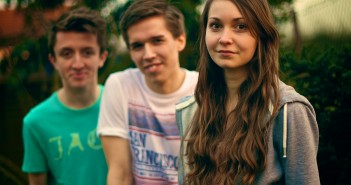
[280,38,351,185]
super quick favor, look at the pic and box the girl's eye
[209,22,222,31]
[235,23,248,30]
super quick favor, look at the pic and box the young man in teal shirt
[22,7,108,185]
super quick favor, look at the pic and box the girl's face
[205,0,257,73]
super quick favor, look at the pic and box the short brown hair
[48,7,107,56]
[119,0,185,48]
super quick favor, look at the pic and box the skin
[28,31,107,185]
[127,15,186,94]
[206,0,257,106]
[49,31,107,109]
[28,173,46,185]
[101,136,133,185]
[101,16,187,185]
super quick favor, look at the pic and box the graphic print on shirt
[48,129,102,160]
[128,102,180,184]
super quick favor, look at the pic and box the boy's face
[127,16,186,87]
[49,31,107,91]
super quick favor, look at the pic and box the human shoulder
[184,68,199,77]
[103,68,143,94]
[98,84,104,91]
[181,69,198,91]
[274,81,317,140]
[104,68,142,89]
[23,92,58,126]
[278,80,314,113]
[183,68,198,82]
[272,90,319,183]
[106,68,141,81]
[176,95,196,111]
[273,81,318,156]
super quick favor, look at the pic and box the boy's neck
[58,85,100,109]
[146,68,186,94]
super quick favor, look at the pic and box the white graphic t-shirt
[98,68,198,184]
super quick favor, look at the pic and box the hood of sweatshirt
[274,80,316,158]
[278,80,315,114]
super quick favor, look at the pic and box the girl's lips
[217,50,238,54]
[216,50,239,57]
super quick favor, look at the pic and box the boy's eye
[60,50,72,58]
[130,43,143,51]
[152,38,163,44]
[83,50,94,56]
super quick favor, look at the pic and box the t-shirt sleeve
[22,116,48,173]
[97,74,129,139]
[284,102,320,185]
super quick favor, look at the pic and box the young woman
[176,0,320,184]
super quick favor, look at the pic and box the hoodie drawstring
[283,103,288,158]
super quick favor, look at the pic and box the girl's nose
[219,29,234,45]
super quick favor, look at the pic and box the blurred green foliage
[0,0,295,92]
[280,35,351,185]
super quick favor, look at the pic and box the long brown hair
[185,0,280,184]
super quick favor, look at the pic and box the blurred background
[0,0,350,184]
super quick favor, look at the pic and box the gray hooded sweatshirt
[176,81,320,185]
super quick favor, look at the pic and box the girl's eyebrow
[208,17,245,21]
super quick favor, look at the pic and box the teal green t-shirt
[22,85,107,185]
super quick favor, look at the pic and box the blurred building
[0,5,70,47]
[279,0,351,43]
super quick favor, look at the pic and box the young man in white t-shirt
[97,0,198,184]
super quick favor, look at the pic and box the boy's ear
[177,33,186,52]
[98,51,108,68]
[49,54,58,69]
